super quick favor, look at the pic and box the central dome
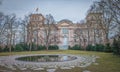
[58,19,73,24]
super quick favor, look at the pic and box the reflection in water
[16,55,77,62]
[61,56,68,61]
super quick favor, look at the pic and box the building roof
[58,19,73,24]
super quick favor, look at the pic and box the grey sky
[0,0,97,23]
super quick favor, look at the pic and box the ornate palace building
[27,12,106,50]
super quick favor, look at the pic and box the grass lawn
[0,50,120,72]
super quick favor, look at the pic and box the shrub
[95,44,105,52]
[11,45,15,52]
[53,45,59,50]
[68,45,71,50]
[105,43,112,52]
[86,44,105,52]
[1,45,15,52]
[0,46,3,52]
[16,43,29,51]
[92,46,96,51]
[38,45,46,50]
[113,37,120,55]
[86,44,93,51]
[22,43,29,51]
[69,45,82,50]
[3,46,9,52]
[31,43,37,51]
[86,44,96,51]
[48,45,59,50]
[15,44,23,52]
[113,39,118,54]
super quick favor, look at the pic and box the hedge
[69,45,82,50]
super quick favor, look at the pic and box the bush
[86,44,96,51]
[95,44,105,52]
[15,44,23,52]
[86,44,94,51]
[3,46,9,52]
[105,43,112,52]
[68,45,71,50]
[22,43,29,51]
[31,43,37,51]
[53,45,59,50]
[69,45,82,50]
[1,45,15,52]
[48,45,59,50]
[0,46,3,52]
[11,45,15,52]
[38,45,59,50]
[113,37,120,55]
[13,43,29,51]
[38,45,46,50]
[86,44,105,52]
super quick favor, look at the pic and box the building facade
[27,12,106,50]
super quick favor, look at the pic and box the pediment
[57,22,72,27]
[61,23,70,25]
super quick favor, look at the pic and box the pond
[15,55,77,62]
[0,54,98,71]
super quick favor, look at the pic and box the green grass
[0,50,120,72]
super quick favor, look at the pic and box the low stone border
[0,54,99,71]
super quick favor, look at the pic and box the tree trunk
[46,43,49,50]
[36,28,39,50]
[105,33,109,44]
[13,33,15,50]
[88,29,90,45]
[94,28,96,45]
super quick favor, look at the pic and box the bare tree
[74,24,87,49]
[21,16,29,43]
[27,21,33,51]
[107,0,120,33]
[43,14,56,50]
[0,14,18,52]
[27,13,45,51]
[74,28,82,46]
[7,14,17,52]
[0,12,5,49]
[87,0,118,43]
[19,15,30,50]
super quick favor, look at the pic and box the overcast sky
[0,0,97,23]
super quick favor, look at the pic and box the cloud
[0,0,95,22]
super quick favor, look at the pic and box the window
[62,28,68,34]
